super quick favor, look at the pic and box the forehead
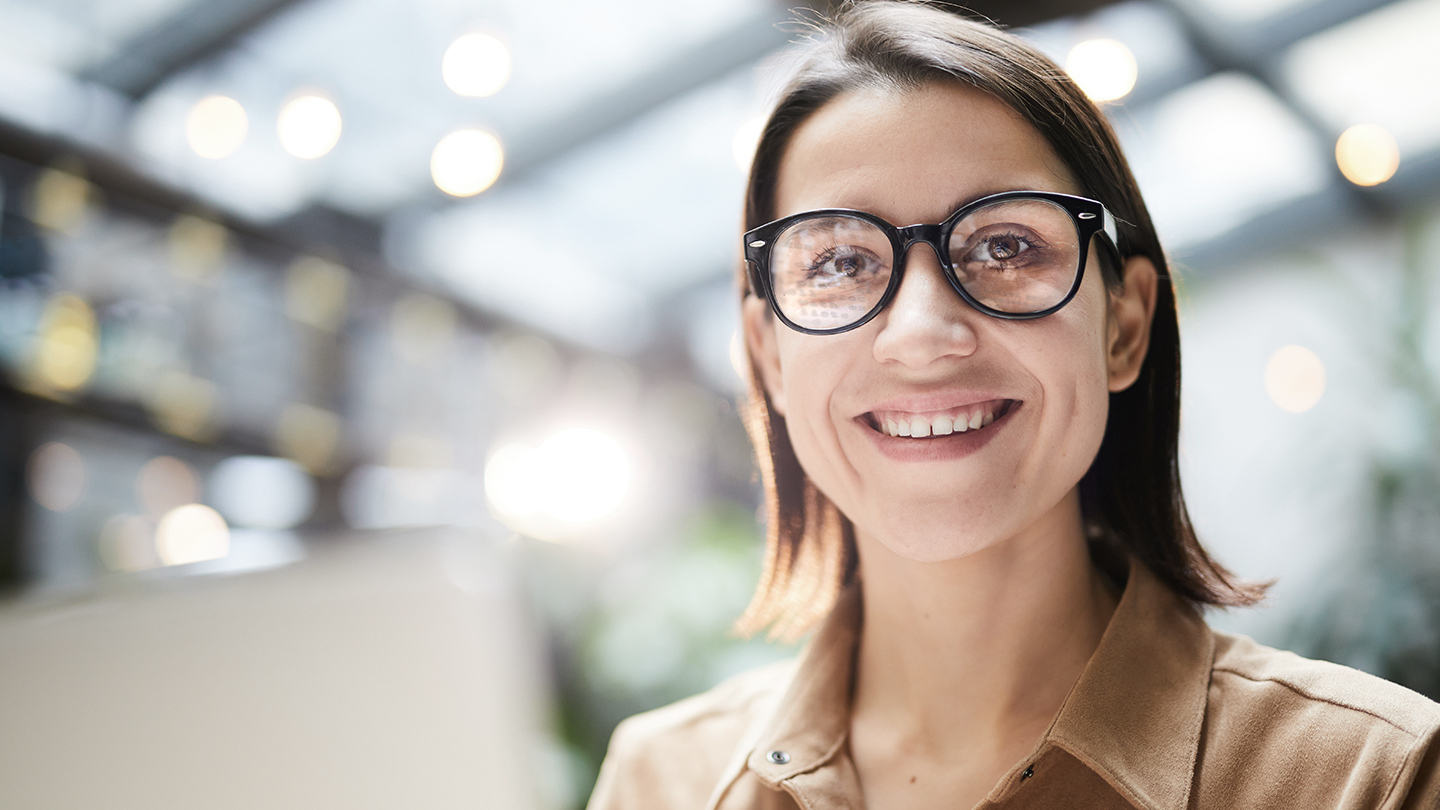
[774,81,1079,224]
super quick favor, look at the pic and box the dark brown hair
[736,0,1265,640]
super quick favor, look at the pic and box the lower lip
[860,404,1017,461]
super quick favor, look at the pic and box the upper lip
[857,390,1015,417]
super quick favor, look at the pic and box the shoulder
[586,658,797,810]
[1196,630,1440,809]
[1210,631,1440,738]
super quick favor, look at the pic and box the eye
[967,231,1036,264]
[806,245,885,283]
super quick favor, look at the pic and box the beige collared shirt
[587,561,1440,809]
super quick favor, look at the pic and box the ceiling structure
[0,0,1436,375]
[77,0,308,99]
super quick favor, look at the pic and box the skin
[743,81,1158,810]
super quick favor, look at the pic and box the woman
[589,3,1440,808]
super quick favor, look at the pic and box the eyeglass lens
[769,198,1082,331]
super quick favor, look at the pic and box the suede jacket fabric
[586,561,1440,809]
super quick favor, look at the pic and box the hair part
[735,0,1266,641]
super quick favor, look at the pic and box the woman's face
[744,80,1155,563]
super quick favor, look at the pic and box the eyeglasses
[744,190,1120,335]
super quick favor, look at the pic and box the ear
[742,294,787,416]
[1106,255,1159,393]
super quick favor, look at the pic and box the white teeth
[877,401,1007,439]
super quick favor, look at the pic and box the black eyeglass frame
[743,190,1122,335]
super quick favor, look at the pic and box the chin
[864,515,1007,564]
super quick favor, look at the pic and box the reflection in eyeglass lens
[948,200,1079,314]
[772,216,893,331]
[767,199,1084,331]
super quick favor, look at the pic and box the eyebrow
[847,185,1065,225]
[831,187,1048,227]
[943,186,1048,218]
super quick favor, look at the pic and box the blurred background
[0,0,1436,807]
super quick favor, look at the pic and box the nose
[871,241,980,368]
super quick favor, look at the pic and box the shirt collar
[740,559,1216,810]
[1041,560,1215,810]
[744,583,861,783]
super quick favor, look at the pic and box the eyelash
[964,230,1045,264]
[805,245,868,278]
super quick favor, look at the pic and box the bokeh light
[27,442,86,512]
[1065,39,1138,102]
[185,95,248,159]
[485,443,544,519]
[136,455,201,517]
[485,428,631,537]
[732,115,765,170]
[155,503,230,566]
[28,166,92,233]
[209,455,315,530]
[34,294,98,391]
[168,214,228,283]
[442,32,511,97]
[274,403,341,474]
[277,94,343,159]
[391,292,458,364]
[286,256,350,332]
[1264,344,1326,413]
[431,129,504,197]
[541,429,630,522]
[146,371,219,440]
[1335,124,1399,187]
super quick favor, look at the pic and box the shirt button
[767,750,791,764]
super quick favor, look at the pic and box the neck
[850,489,1117,759]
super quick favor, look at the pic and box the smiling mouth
[865,399,1017,439]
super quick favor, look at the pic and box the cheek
[1069,354,1113,454]
[1059,305,1114,461]
[1024,283,1113,462]
[774,328,854,413]
[773,331,862,491]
